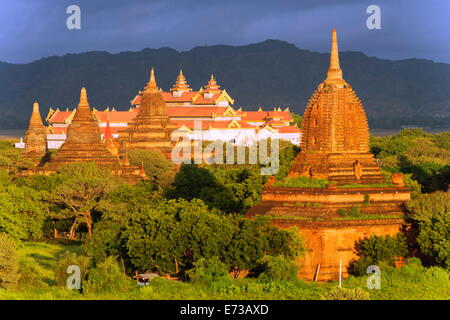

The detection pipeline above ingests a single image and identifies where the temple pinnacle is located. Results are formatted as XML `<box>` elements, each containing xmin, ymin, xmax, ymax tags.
<box><xmin>145</xmin><ymin>67</ymin><xmax>158</xmax><ymax>92</ymax></box>
<box><xmin>79</xmin><ymin>87</ymin><xmax>89</xmax><ymax>106</ymax></box>
<box><xmin>33</xmin><ymin>101</ymin><xmax>40</xmax><ymax>113</ymax></box>
<box><xmin>326</xmin><ymin>29</ymin><xmax>343</xmax><ymax>81</ymax></box>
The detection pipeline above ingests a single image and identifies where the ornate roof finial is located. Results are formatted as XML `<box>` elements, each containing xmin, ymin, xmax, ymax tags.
<box><xmin>205</xmin><ymin>74</ymin><xmax>220</xmax><ymax>91</ymax></box>
<box><xmin>326</xmin><ymin>29</ymin><xmax>343</xmax><ymax>81</ymax></box>
<box><xmin>170</xmin><ymin>69</ymin><xmax>192</xmax><ymax>92</ymax></box>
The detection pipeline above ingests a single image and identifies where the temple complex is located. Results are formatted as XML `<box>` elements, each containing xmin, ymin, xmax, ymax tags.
<box><xmin>22</xmin><ymin>101</ymin><xmax>47</xmax><ymax>158</ymax></box>
<box><xmin>117</xmin><ymin>68</ymin><xmax>178</xmax><ymax>157</ymax></box>
<box><xmin>22</xmin><ymin>88</ymin><xmax>146</xmax><ymax>184</ymax></box>
<box><xmin>246</xmin><ymin>29</ymin><xmax>411</xmax><ymax>281</ymax></box>
<box><xmin>25</xmin><ymin>71</ymin><xmax>300</xmax><ymax>150</ymax></box>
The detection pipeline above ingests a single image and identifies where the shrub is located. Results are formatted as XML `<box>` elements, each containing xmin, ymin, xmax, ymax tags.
<box><xmin>187</xmin><ymin>257</ymin><xmax>230</xmax><ymax>285</ymax></box>
<box><xmin>322</xmin><ymin>287</ymin><xmax>370</xmax><ymax>300</ymax></box>
<box><xmin>337</xmin><ymin>207</ymin><xmax>362</xmax><ymax>218</ymax></box>
<box><xmin>83</xmin><ymin>256</ymin><xmax>130</xmax><ymax>295</ymax></box>
<box><xmin>54</xmin><ymin>252</ymin><xmax>90</xmax><ymax>288</ymax></box>
<box><xmin>18</xmin><ymin>259</ymin><xmax>47</xmax><ymax>289</ymax></box>
<box><xmin>0</xmin><ymin>233</ymin><xmax>20</xmax><ymax>289</ymax></box>
<box><xmin>356</xmin><ymin>233</ymin><xmax>408</xmax><ymax>264</ymax></box>
<box><xmin>257</xmin><ymin>255</ymin><xmax>298</xmax><ymax>281</ymax></box>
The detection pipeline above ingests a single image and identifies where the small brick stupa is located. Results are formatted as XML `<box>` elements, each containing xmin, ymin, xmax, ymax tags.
<box><xmin>23</xmin><ymin>101</ymin><xmax>47</xmax><ymax>158</ymax></box>
<box><xmin>119</xmin><ymin>68</ymin><xmax>177</xmax><ymax>157</ymax></box>
<box><xmin>289</xmin><ymin>29</ymin><xmax>384</xmax><ymax>184</ymax></box>
<box><xmin>246</xmin><ymin>30</ymin><xmax>411</xmax><ymax>281</ymax></box>
<box><xmin>25</xmin><ymin>88</ymin><xmax>145</xmax><ymax>184</ymax></box>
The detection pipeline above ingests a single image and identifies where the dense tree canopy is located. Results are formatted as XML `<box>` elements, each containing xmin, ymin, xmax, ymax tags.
<box><xmin>406</xmin><ymin>192</ymin><xmax>450</xmax><ymax>269</ymax></box>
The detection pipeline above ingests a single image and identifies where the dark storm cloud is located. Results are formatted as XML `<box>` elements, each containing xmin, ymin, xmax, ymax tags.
<box><xmin>0</xmin><ymin>0</ymin><xmax>449</xmax><ymax>64</ymax></box>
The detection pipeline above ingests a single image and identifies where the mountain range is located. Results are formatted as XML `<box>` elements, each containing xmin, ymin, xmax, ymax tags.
<box><xmin>0</xmin><ymin>40</ymin><xmax>449</xmax><ymax>129</ymax></box>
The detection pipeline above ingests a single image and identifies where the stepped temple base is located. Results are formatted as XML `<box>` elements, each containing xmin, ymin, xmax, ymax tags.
<box><xmin>246</xmin><ymin>185</ymin><xmax>410</xmax><ymax>281</ymax></box>
<box><xmin>272</xmin><ymin>218</ymin><xmax>406</xmax><ymax>281</ymax></box>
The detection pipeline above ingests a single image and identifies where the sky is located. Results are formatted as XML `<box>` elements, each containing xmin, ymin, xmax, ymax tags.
<box><xmin>0</xmin><ymin>0</ymin><xmax>449</xmax><ymax>64</ymax></box>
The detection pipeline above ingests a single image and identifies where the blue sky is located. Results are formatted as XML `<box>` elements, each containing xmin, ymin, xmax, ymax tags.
<box><xmin>0</xmin><ymin>0</ymin><xmax>449</xmax><ymax>64</ymax></box>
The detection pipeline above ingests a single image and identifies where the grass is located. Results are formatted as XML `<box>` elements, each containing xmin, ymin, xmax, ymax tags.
<box><xmin>273</xmin><ymin>177</ymin><xmax>329</xmax><ymax>188</ymax></box>
<box><xmin>338</xmin><ymin>183</ymin><xmax>395</xmax><ymax>188</ymax></box>
<box><xmin>332</xmin><ymin>214</ymin><xmax>402</xmax><ymax>221</ymax></box>
<box><xmin>18</xmin><ymin>241</ymin><xmax>84</xmax><ymax>286</ymax></box>
<box><xmin>1</xmin><ymin>242</ymin><xmax>448</xmax><ymax>300</ymax></box>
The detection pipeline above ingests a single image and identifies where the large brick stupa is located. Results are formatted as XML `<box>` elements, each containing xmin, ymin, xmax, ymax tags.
<box><xmin>289</xmin><ymin>29</ymin><xmax>384</xmax><ymax>184</ymax></box>
<box><xmin>118</xmin><ymin>68</ymin><xmax>177</xmax><ymax>157</ymax></box>
<box><xmin>246</xmin><ymin>30</ymin><xmax>411</xmax><ymax>281</ymax></box>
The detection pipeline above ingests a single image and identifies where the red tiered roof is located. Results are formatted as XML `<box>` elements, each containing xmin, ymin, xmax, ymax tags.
<box><xmin>48</xmin><ymin>111</ymin><xmax>73</xmax><ymax>123</ymax></box>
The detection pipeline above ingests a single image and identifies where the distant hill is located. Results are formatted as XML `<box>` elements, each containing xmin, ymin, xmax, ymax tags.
<box><xmin>0</xmin><ymin>40</ymin><xmax>449</xmax><ymax>129</ymax></box>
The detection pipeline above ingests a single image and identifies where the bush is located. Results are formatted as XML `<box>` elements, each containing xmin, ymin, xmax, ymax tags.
<box><xmin>351</xmin><ymin>256</ymin><xmax>375</xmax><ymax>277</ymax></box>
<box><xmin>54</xmin><ymin>252</ymin><xmax>90</xmax><ymax>288</ymax></box>
<box><xmin>187</xmin><ymin>257</ymin><xmax>230</xmax><ymax>285</ymax></box>
<box><xmin>257</xmin><ymin>255</ymin><xmax>298</xmax><ymax>281</ymax></box>
<box><xmin>82</xmin><ymin>256</ymin><xmax>130</xmax><ymax>295</ymax></box>
<box><xmin>0</xmin><ymin>233</ymin><xmax>20</xmax><ymax>289</ymax></box>
<box><xmin>322</xmin><ymin>287</ymin><xmax>370</xmax><ymax>300</ymax></box>
<box><xmin>18</xmin><ymin>259</ymin><xmax>47</xmax><ymax>289</ymax></box>
<box><xmin>356</xmin><ymin>233</ymin><xmax>408</xmax><ymax>264</ymax></box>
<box><xmin>337</xmin><ymin>206</ymin><xmax>362</xmax><ymax>218</ymax></box>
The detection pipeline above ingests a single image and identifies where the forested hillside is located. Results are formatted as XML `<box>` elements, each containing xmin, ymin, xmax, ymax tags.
<box><xmin>1</xmin><ymin>40</ymin><xmax>449</xmax><ymax>129</ymax></box>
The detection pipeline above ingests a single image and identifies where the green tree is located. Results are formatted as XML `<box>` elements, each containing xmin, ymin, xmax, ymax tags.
<box><xmin>46</xmin><ymin>162</ymin><xmax>121</xmax><ymax>239</ymax></box>
<box><xmin>0</xmin><ymin>141</ymin><xmax>35</xmax><ymax>173</ymax></box>
<box><xmin>406</xmin><ymin>191</ymin><xmax>450</xmax><ymax>268</ymax></box>
<box><xmin>128</xmin><ymin>149</ymin><xmax>176</xmax><ymax>188</ymax></box>
<box><xmin>0</xmin><ymin>172</ymin><xmax>47</xmax><ymax>242</ymax></box>
<box><xmin>0</xmin><ymin>233</ymin><xmax>20</xmax><ymax>289</ymax></box>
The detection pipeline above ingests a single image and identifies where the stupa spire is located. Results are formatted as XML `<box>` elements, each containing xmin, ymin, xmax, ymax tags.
<box><xmin>29</xmin><ymin>101</ymin><xmax>44</xmax><ymax>128</ymax></box>
<box><xmin>326</xmin><ymin>29</ymin><xmax>343</xmax><ymax>81</ymax></box>
<box><xmin>79</xmin><ymin>87</ymin><xmax>90</xmax><ymax>107</ymax></box>
<box><xmin>145</xmin><ymin>67</ymin><xmax>158</xmax><ymax>93</ymax></box>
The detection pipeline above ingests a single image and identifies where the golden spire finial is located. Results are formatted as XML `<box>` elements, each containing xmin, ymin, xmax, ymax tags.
<box><xmin>145</xmin><ymin>67</ymin><xmax>158</xmax><ymax>92</ymax></box>
<box><xmin>326</xmin><ymin>29</ymin><xmax>343</xmax><ymax>81</ymax></box>
<box><xmin>79</xmin><ymin>87</ymin><xmax>89</xmax><ymax>106</ymax></box>
<box><xmin>33</xmin><ymin>101</ymin><xmax>39</xmax><ymax>113</ymax></box>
